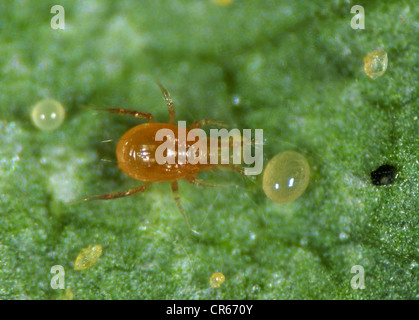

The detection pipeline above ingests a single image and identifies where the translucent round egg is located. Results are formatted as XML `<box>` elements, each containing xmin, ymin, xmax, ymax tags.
<box><xmin>31</xmin><ymin>99</ymin><xmax>65</xmax><ymax>131</ymax></box>
<box><xmin>74</xmin><ymin>244</ymin><xmax>103</xmax><ymax>271</ymax></box>
<box><xmin>262</xmin><ymin>151</ymin><xmax>310</xmax><ymax>204</ymax></box>
<box><xmin>209</xmin><ymin>272</ymin><xmax>226</xmax><ymax>288</ymax></box>
<box><xmin>363</xmin><ymin>50</ymin><xmax>388</xmax><ymax>79</ymax></box>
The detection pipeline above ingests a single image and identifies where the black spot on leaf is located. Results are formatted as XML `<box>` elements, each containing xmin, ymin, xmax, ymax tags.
<box><xmin>371</xmin><ymin>164</ymin><xmax>397</xmax><ymax>186</ymax></box>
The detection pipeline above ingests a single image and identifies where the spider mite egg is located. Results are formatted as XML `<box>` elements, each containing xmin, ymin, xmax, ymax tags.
<box><xmin>74</xmin><ymin>244</ymin><xmax>103</xmax><ymax>270</ymax></box>
<box><xmin>262</xmin><ymin>151</ymin><xmax>310</xmax><ymax>204</ymax></box>
<box><xmin>363</xmin><ymin>50</ymin><xmax>388</xmax><ymax>79</ymax></box>
<box><xmin>210</xmin><ymin>272</ymin><xmax>226</xmax><ymax>288</ymax></box>
<box><xmin>31</xmin><ymin>98</ymin><xmax>65</xmax><ymax>131</ymax></box>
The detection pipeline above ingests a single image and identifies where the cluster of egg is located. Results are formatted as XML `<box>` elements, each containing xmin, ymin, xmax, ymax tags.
<box><xmin>262</xmin><ymin>49</ymin><xmax>389</xmax><ymax>203</ymax></box>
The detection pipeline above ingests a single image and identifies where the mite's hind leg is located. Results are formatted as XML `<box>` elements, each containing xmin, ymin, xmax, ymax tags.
<box><xmin>171</xmin><ymin>181</ymin><xmax>199</xmax><ymax>234</ymax></box>
<box><xmin>156</xmin><ymin>81</ymin><xmax>176</xmax><ymax>125</ymax></box>
<box><xmin>189</xmin><ymin>119</ymin><xmax>227</xmax><ymax>130</ymax></box>
<box><xmin>213</xmin><ymin>163</ymin><xmax>246</xmax><ymax>177</ymax></box>
<box><xmin>227</xmin><ymin>164</ymin><xmax>246</xmax><ymax>175</ymax></box>
<box><xmin>94</xmin><ymin>108</ymin><xmax>154</xmax><ymax>122</ymax></box>
<box><xmin>83</xmin><ymin>182</ymin><xmax>151</xmax><ymax>201</ymax></box>
<box><xmin>186</xmin><ymin>174</ymin><xmax>227</xmax><ymax>188</ymax></box>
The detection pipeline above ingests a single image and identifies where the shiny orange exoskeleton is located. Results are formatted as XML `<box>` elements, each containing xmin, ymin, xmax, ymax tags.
<box><xmin>117</xmin><ymin>122</ymin><xmax>213</xmax><ymax>182</ymax></box>
<box><xmin>86</xmin><ymin>83</ymin><xmax>240</xmax><ymax>232</ymax></box>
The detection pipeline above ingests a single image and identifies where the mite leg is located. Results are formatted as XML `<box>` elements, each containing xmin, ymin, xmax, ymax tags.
<box><xmin>189</xmin><ymin>119</ymin><xmax>227</xmax><ymax>130</ymax></box>
<box><xmin>83</xmin><ymin>182</ymin><xmax>151</xmax><ymax>201</ymax></box>
<box><xmin>191</xmin><ymin>120</ymin><xmax>244</xmax><ymax>152</ymax></box>
<box><xmin>94</xmin><ymin>108</ymin><xmax>154</xmax><ymax>122</ymax></box>
<box><xmin>171</xmin><ymin>181</ymin><xmax>199</xmax><ymax>234</ymax></box>
<box><xmin>226</xmin><ymin>164</ymin><xmax>246</xmax><ymax>175</ymax></box>
<box><xmin>156</xmin><ymin>81</ymin><xmax>176</xmax><ymax>125</ymax></box>
<box><xmin>186</xmin><ymin>174</ymin><xmax>227</xmax><ymax>188</ymax></box>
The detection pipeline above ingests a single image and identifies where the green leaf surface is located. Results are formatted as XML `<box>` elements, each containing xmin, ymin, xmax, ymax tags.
<box><xmin>0</xmin><ymin>0</ymin><xmax>417</xmax><ymax>299</ymax></box>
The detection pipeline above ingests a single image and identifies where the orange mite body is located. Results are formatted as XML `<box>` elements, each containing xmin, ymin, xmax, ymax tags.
<box><xmin>86</xmin><ymin>83</ymin><xmax>239</xmax><ymax>232</ymax></box>
<box><xmin>117</xmin><ymin>122</ymin><xmax>214</xmax><ymax>182</ymax></box>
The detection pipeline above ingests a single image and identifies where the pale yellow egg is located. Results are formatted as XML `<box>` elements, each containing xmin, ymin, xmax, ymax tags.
<box><xmin>262</xmin><ymin>151</ymin><xmax>310</xmax><ymax>204</ymax></box>
<box><xmin>31</xmin><ymin>99</ymin><xmax>65</xmax><ymax>131</ymax></box>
